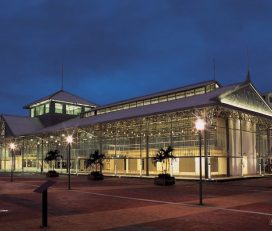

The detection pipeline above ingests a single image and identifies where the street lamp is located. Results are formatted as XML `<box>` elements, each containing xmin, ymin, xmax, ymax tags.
<box><xmin>9</xmin><ymin>143</ymin><xmax>16</xmax><ymax>182</ymax></box>
<box><xmin>66</xmin><ymin>135</ymin><xmax>73</xmax><ymax>190</ymax></box>
<box><xmin>195</xmin><ymin>118</ymin><xmax>206</xmax><ymax>206</ymax></box>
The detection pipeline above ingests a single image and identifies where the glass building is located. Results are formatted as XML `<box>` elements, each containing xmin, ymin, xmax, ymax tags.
<box><xmin>1</xmin><ymin>78</ymin><xmax>272</xmax><ymax>179</ymax></box>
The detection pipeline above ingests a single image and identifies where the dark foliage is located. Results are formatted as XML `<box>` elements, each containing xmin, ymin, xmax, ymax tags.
<box><xmin>152</xmin><ymin>146</ymin><xmax>175</xmax><ymax>174</ymax></box>
<box><xmin>46</xmin><ymin>170</ymin><xmax>59</xmax><ymax>177</ymax></box>
<box><xmin>85</xmin><ymin>150</ymin><xmax>105</xmax><ymax>173</ymax></box>
<box><xmin>44</xmin><ymin>149</ymin><xmax>63</xmax><ymax>170</ymax></box>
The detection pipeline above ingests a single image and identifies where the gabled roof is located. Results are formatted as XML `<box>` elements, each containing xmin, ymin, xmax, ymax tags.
<box><xmin>217</xmin><ymin>82</ymin><xmax>272</xmax><ymax>117</ymax></box>
<box><xmin>1</xmin><ymin>114</ymin><xmax>44</xmax><ymax>137</ymax></box>
<box><xmin>24</xmin><ymin>90</ymin><xmax>98</xmax><ymax>109</ymax></box>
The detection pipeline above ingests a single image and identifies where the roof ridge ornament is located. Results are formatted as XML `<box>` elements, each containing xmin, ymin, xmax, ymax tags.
<box><xmin>245</xmin><ymin>47</ymin><xmax>251</xmax><ymax>83</ymax></box>
<box><xmin>245</xmin><ymin>69</ymin><xmax>251</xmax><ymax>83</ymax></box>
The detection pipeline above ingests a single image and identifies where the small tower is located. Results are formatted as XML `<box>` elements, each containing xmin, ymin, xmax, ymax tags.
<box><xmin>23</xmin><ymin>90</ymin><xmax>98</xmax><ymax>126</ymax></box>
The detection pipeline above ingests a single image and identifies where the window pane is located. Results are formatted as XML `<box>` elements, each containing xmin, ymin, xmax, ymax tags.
<box><xmin>45</xmin><ymin>103</ymin><xmax>50</xmax><ymax>113</ymax></box>
<box><xmin>55</xmin><ymin>103</ymin><xmax>63</xmax><ymax>113</ymax></box>
<box><xmin>111</xmin><ymin>106</ymin><xmax>117</xmax><ymax>111</ymax></box>
<box><xmin>144</xmin><ymin>99</ymin><xmax>150</xmax><ymax>105</ymax></box>
<box><xmin>123</xmin><ymin>104</ymin><xmax>129</xmax><ymax>109</ymax></box>
<box><xmin>137</xmin><ymin>101</ymin><xmax>143</xmax><ymax>106</ymax></box>
<box><xmin>210</xmin><ymin>84</ymin><xmax>216</xmax><ymax>91</ymax></box>
<box><xmin>31</xmin><ymin>108</ymin><xmax>35</xmax><ymax>117</ymax></box>
<box><xmin>151</xmin><ymin>97</ymin><xmax>158</xmax><ymax>104</ymax></box>
<box><xmin>159</xmin><ymin>96</ymin><xmax>167</xmax><ymax>102</ymax></box>
<box><xmin>195</xmin><ymin>87</ymin><xmax>205</xmax><ymax>95</ymax></box>
<box><xmin>66</xmin><ymin>105</ymin><xmax>81</xmax><ymax>115</ymax></box>
<box><xmin>186</xmin><ymin>90</ymin><xmax>194</xmax><ymax>97</ymax></box>
<box><xmin>116</xmin><ymin>105</ymin><xmax>123</xmax><ymax>111</ymax></box>
<box><xmin>176</xmin><ymin>92</ymin><xmax>185</xmax><ymax>99</ymax></box>
<box><xmin>206</xmin><ymin>85</ymin><xmax>211</xmax><ymax>92</ymax></box>
<box><xmin>84</xmin><ymin>107</ymin><xmax>91</xmax><ymax>112</ymax></box>
<box><xmin>129</xmin><ymin>102</ymin><xmax>136</xmax><ymax>108</ymax></box>
<box><xmin>36</xmin><ymin>105</ymin><xmax>44</xmax><ymax>116</ymax></box>
<box><xmin>167</xmin><ymin>94</ymin><xmax>175</xmax><ymax>101</ymax></box>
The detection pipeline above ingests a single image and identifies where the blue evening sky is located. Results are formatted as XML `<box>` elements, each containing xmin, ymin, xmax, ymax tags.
<box><xmin>0</xmin><ymin>0</ymin><xmax>272</xmax><ymax>115</ymax></box>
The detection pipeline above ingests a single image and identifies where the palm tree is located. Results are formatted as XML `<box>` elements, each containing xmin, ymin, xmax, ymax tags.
<box><xmin>152</xmin><ymin>146</ymin><xmax>175</xmax><ymax>174</ymax></box>
<box><xmin>85</xmin><ymin>150</ymin><xmax>105</xmax><ymax>174</ymax></box>
<box><xmin>153</xmin><ymin>148</ymin><xmax>165</xmax><ymax>173</ymax></box>
<box><xmin>45</xmin><ymin>149</ymin><xmax>63</xmax><ymax>170</ymax></box>
<box><xmin>153</xmin><ymin>146</ymin><xmax>175</xmax><ymax>185</ymax></box>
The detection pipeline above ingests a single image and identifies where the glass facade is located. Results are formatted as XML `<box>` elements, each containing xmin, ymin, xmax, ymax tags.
<box><xmin>30</xmin><ymin>103</ymin><xmax>50</xmax><ymax>117</ymax></box>
<box><xmin>1</xmin><ymin>81</ymin><xmax>271</xmax><ymax>179</ymax></box>
<box><xmin>1</xmin><ymin>106</ymin><xmax>271</xmax><ymax>178</ymax></box>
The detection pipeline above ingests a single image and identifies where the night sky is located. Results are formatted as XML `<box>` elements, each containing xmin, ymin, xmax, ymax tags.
<box><xmin>1</xmin><ymin>0</ymin><xmax>272</xmax><ymax>115</ymax></box>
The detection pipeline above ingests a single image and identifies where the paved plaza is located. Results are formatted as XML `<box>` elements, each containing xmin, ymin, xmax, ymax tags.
<box><xmin>0</xmin><ymin>174</ymin><xmax>272</xmax><ymax>231</ymax></box>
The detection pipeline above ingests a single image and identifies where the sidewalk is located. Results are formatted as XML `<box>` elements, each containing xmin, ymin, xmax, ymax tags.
<box><xmin>0</xmin><ymin>175</ymin><xmax>272</xmax><ymax>230</ymax></box>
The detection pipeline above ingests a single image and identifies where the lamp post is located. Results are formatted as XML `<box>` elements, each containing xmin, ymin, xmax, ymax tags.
<box><xmin>66</xmin><ymin>135</ymin><xmax>73</xmax><ymax>190</ymax></box>
<box><xmin>195</xmin><ymin>118</ymin><xmax>206</xmax><ymax>206</ymax></box>
<box><xmin>9</xmin><ymin>143</ymin><xmax>16</xmax><ymax>182</ymax></box>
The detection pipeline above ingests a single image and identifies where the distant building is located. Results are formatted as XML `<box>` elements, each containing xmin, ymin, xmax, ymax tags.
<box><xmin>0</xmin><ymin>77</ymin><xmax>272</xmax><ymax>178</ymax></box>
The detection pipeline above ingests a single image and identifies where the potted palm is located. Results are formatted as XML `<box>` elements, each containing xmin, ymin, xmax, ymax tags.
<box><xmin>85</xmin><ymin>150</ymin><xmax>105</xmax><ymax>180</ymax></box>
<box><xmin>153</xmin><ymin>146</ymin><xmax>175</xmax><ymax>185</ymax></box>
<box><xmin>45</xmin><ymin>149</ymin><xmax>63</xmax><ymax>177</ymax></box>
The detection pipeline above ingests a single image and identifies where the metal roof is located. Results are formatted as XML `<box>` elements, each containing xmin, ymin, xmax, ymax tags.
<box><xmin>36</xmin><ymin>83</ymin><xmax>236</xmax><ymax>135</ymax></box>
<box><xmin>23</xmin><ymin>90</ymin><xmax>98</xmax><ymax>109</ymax></box>
<box><xmin>96</xmin><ymin>80</ymin><xmax>221</xmax><ymax>110</ymax></box>
<box><xmin>3</xmin><ymin>80</ymin><xmax>271</xmax><ymax>137</ymax></box>
<box><xmin>2</xmin><ymin>115</ymin><xmax>44</xmax><ymax>136</ymax></box>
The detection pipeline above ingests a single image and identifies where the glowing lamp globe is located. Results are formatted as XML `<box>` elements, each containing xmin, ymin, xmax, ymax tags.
<box><xmin>195</xmin><ymin>118</ymin><xmax>206</xmax><ymax>131</ymax></box>
<box><xmin>9</xmin><ymin>143</ymin><xmax>16</xmax><ymax>150</ymax></box>
<box><xmin>66</xmin><ymin>135</ymin><xmax>73</xmax><ymax>144</ymax></box>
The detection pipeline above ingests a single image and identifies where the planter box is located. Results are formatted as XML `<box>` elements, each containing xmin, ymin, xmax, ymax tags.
<box><xmin>88</xmin><ymin>172</ymin><xmax>104</xmax><ymax>181</ymax></box>
<box><xmin>46</xmin><ymin>170</ymin><xmax>59</xmax><ymax>177</ymax></box>
<box><xmin>154</xmin><ymin>175</ymin><xmax>175</xmax><ymax>186</ymax></box>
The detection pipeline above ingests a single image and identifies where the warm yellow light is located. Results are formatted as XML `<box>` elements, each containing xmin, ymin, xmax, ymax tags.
<box><xmin>9</xmin><ymin>143</ymin><xmax>16</xmax><ymax>150</ymax></box>
<box><xmin>195</xmin><ymin>118</ymin><xmax>206</xmax><ymax>131</ymax></box>
<box><xmin>66</xmin><ymin>135</ymin><xmax>73</xmax><ymax>144</ymax></box>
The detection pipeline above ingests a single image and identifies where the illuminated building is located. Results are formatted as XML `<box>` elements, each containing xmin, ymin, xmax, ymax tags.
<box><xmin>0</xmin><ymin>77</ymin><xmax>271</xmax><ymax>178</ymax></box>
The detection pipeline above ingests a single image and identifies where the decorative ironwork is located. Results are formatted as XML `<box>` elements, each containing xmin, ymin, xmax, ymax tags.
<box><xmin>0</xmin><ymin>118</ymin><xmax>5</xmax><ymax>138</ymax></box>
<box><xmin>219</xmin><ymin>84</ymin><xmax>272</xmax><ymax>117</ymax></box>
